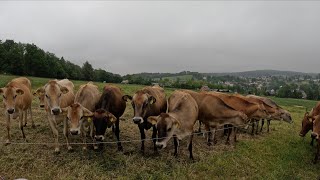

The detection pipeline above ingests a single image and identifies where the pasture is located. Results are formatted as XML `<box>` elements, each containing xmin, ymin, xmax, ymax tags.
<box><xmin>0</xmin><ymin>74</ymin><xmax>319</xmax><ymax>179</ymax></box>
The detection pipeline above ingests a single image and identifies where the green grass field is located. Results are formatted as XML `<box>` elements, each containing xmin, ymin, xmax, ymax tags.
<box><xmin>0</xmin><ymin>74</ymin><xmax>319</xmax><ymax>179</ymax></box>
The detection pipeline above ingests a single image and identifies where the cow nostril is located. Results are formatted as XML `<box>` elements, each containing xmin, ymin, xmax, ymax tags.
<box><xmin>7</xmin><ymin>109</ymin><xmax>14</xmax><ymax>114</ymax></box>
<box><xmin>40</xmin><ymin>105</ymin><xmax>45</xmax><ymax>108</ymax></box>
<box><xmin>70</xmin><ymin>131</ymin><xmax>78</xmax><ymax>135</ymax></box>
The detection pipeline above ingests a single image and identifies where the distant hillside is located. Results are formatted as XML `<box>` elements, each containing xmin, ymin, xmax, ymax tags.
<box><xmin>205</xmin><ymin>70</ymin><xmax>317</xmax><ymax>78</ymax></box>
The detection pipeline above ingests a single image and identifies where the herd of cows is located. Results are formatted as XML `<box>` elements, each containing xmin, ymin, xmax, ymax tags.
<box><xmin>1</xmin><ymin>77</ymin><xmax>318</xmax><ymax>163</ymax></box>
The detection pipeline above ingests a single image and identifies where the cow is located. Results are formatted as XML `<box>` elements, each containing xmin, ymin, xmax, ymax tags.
<box><xmin>43</xmin><ymin>79</ymin><xmax>75</xmax><ymax>153</ymax></box>
<box><xmin>94</xmin><ymin>85</ymin><xmax>126</xmax><ymax>151</ymax></box>
<box><xmin>0</xmin><ymin>77</ymin><xmax>34</xmax><ymax>144</ymax></box>
<box><xmin>309</xmin><ymin>102</ymin><xmax>320</xmax><ymax>117</ymax></box>
<box><xmin>209</xmin><ymin>92</ymin><xmax>269</xmax><ymax>142</ymax></box>
<box><xmin>299</xmin><ymin>111</ymin><xmax>316</xmax><ymax>146</ymax></box>
<box><xmin>311</xmin><ymin>115</ymin><xmax>320</xmax><ymax>164</ymax></box>
<box><xmin>147</xmin><ymin>91</ymin><xmax>198</xmax><ymax>159</ymax></box>
<box><xmin>244</xmin><ymin>95</ymin><xmax>292</xmax><ymax>133</ymax></box>
<box><xmin>122</xmin><ymin>86</ymin><xmax>167</xmax><ymax>153</ymax></box>
<box><xmin>182</xmin><ymin>90</ymin><xmax>249</xmax><ymax>146</ymax></box>
<box><xmin>33</xmin><ymin>79</ymin><xmax>58</xmax><ymax>108</ymax></box>
<box><xmin>62</xmin><ymin>82</ymin><xmax>100</xmax><ymax>150</ymax></box>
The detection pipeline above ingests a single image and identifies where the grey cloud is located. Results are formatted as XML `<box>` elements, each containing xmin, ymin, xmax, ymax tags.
<box><xmin>0</xmin><ymin>1</ymin><xmax>320</xmax><ymax>75</ymax></box>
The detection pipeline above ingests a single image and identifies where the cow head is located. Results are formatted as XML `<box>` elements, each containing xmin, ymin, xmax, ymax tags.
<box><xmin>147</xmin><ymin>113</ymin><xmax>180</xmax><ymax>149</ymax></box>
<box><xmin>33</xmin><ymin>87</ymin><xmax>45</xmax><ymax>108</ymax></box>
<box><xmin>44</xmin><ymin>80</ymin><xmax>69</xmax><ymax>115</ymax></box>
<box><xmin>122</xmin><ymin>92</ymin><xmax>156</xmax><ymax>124</ymax></box>
<box><xmin>251</xmin><ymin>105</ymin><xmax>269</xmax><ymax>119</ymax></box>
<box><xmin>312</xmin><ymin>116</ymin><xmax>320</xmax><ymax>139</ymax></box>
<box><xmin>62</xmin><ymin>103</ymin><xmax>93</xmax><ymax>135</ymax></box>
<box><xmin>299</xmin><ymin>112</ymin><xmax>313</xmax><ymax>137</ymax></box>
<box><xmin>93</xmin><ymin>109</ymin><xmax>117</xmax><ymax>141</ymax></box>
<box><xmin>0</xmin><ymin>86</ymin><xmax>24</xmax><ymax>114</ymax></box>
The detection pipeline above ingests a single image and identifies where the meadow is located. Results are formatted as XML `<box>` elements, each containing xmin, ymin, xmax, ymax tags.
<box><xmin>0</xmin><ymin>74</ymin><xmax>319</xmax><ymax>179</ymax></box>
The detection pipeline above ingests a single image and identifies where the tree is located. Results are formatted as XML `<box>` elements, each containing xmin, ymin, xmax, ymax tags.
<box><xmin>82</xmin><ymin>61</ymin><xmax>94</xmax><ymax>81</ymax></box>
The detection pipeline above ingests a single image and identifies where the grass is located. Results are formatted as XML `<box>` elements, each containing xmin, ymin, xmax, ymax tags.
<box><xmin>0</xmin><ymin>74</ymin><xmax>319</xmax><ymax>179</ymax></box>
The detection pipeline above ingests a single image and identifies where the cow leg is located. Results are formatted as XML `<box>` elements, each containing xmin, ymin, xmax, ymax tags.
<box><xmin>173</xmin><ymin>136</ymin><xmax>179</xmax><ymax>156</ymax></box>
<box><xmin>115</xmin><ymin>118</ymin><xmax>123</xmax><ymax>151</ymax></box>
<box><xmin>91</xmin><ymin>122</ymin><xmax>98</xmax><ymax>150</ymax></box>
<box><xmin>207</xmin><ymin>129</ymin><xmax>213</xmax><ymax>146</ymax></box>
<box><xmin>267</xmin><ymin>119</ymin><xmax>271</xmax><ymax>133</ymax></box>
<box><xmin>48</xmin><ymin>116</ymin><xmax>60</xmax><ymax>153</ymax></box>
<box><xmin>226</xmin><ymin>125</ymin><xmax>232</xmax><ymax>145</ymax></box>
<box><xmin>188</xmin><ymin>134</ymin><xmax>194</xmax><ymax>160</ymax></box>
<box><xmin>152</xmin><ymin>125</ymin><xmax>158</xmax><ymax>152</ymax></box>
<box><xmin>311</xmin><ymin>135</ymin><xmax>315</xmax><ymax>146</ymax></box>
<box><xmin>5</xmin><ymin>113</ymin><xmax>11</xmax><ymax>145</ymax></box>
<box><xmin>233</xmin><ymin>127</ymin><xmax>238</xmax><ymax>143</ymax></box>
<box><xmin>63</xmin><ymin>118</ymin><xmax>72</xmax><ymax>151</ymax></box>
<box><xmin>251</xmin><ymin>119</ymin><xmax>255</xmax><ymax>135</ymax></box>
<box><xmin>260</xmin><ymin>119</ymin><xmax>265</xmax><ymax>132</ymax></box>
<box><xmin>138</xmin><ymin>124</ymin><xmax>146</xmax><ymax>153</ymax></box>
<box><xmin>29</xmin><ymin>107</ymin><xmax>35</xmax><ymax>128</ymax></box>
<box><xmin>23</xmin><ymin>110</ymin><xmax>28</xmax><ymax>127</ymax></box>
<box><xmin>255</xmin><ymin>119</ymin><xmax>259</xmax><ymax>135</ymax></box>
<box><xmin>81</xmin><ymin>130</ymin><xmax>87</xmax><ymax>151</ymax></box>
<box><xmin>19</xmin><ymin>112</ymin><xmax>27</xmax><ymax>141</ymax></box>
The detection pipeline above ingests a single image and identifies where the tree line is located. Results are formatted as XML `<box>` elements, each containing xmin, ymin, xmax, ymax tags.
<box><xmin>0</xmin><ymin>39</ymin><xmax>122</xmax><ymax>83</ymax></box>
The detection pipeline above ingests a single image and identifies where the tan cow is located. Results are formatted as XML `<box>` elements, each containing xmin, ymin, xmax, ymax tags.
<box><xmin>0</xmin><ymin>77</ymin><xmax>34</xmax><ymax>144</ymax></box>
<box><xmin>42</xmin><ymin>79</ymin><xmax>75</xmax><ymax>153</ymax></box>
<box><xmin>123</xmin><ymin>85</ymin><xmax>167</xmax><ymax>153</ymax></box>
<box><xmin>148</xmin><ymin>91</ymin><xmax>198</xmax><ymax>159</ymax></box>
<box><xmin>246</xmin><ymin>95</ymin><xmax>292</xmax><ymax>133</ymax></box>
<box><xmin>62</xmin><ymin>82</ymin><xmax>100</xmax><ymax>150</ymax></box>
<box><xmin>182</xmin><ymin>90</ymin><xmax>249</xmax><ymax>145</ymax></box>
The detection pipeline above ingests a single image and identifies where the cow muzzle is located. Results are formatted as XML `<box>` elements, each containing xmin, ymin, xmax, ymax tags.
<box><xmin>7</xmin><ymin>108</ymin><xmax>15</xmax><ymax>114</ymax></box>
<box><xmin>51</xmin><ymin>108</ymin><xmax>61</xmax><ymax>115</ymax></box>
<box><xmin>133</xmin><ymin>117</ymin><xmax>143</xmax><ymax>124</ymax></box>
<box><xmin>95</xmin><ymin>135</ymin><xmax>105</xmax><ymax>141</ymax></box>
<box><xmin>70</xmin><ymin>129</ymin><xmax>80</xmax><ymax>135</ymax></box>
<box><xmin>311</xmin><ymin>132</ymin><xmax>319</xmax><ymax>139</ymax></box>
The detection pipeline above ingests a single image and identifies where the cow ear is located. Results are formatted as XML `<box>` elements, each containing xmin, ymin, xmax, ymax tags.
<box><xmin>82</xmin><ymin>107</ymin><xmax>94</xmax><ymax>117</ymax></box>
<box><xmin>147</xmin><ymin>116</ymin><xmax>158</xmax><ymax>125</ymax></box>
<box><xmin>107</xmin><ymin>113</ymin><xmax>117</xmax><ymax>123</ymax></box>
<box><xmin>122</xmin><ymin>95</ymin><xmax>132</xmax><ymax>102</ymax></box>
<box><xmin>60</xmin><ymin>86</ymin><xmax>69</xmax><ymax>94</ymax></box>
<box><xmin>16</xmin><ymin>89</ymin><xmax>24</xmax><ymax>95</ymax></box>
<box><xmin>171</xmin><ymin>116</ymin><xmax>180</xmax><ymax>128</ymax></box>
<box><xmin>148</xmin><ymin>96</ymin><xmax>156</xmax><ymax>105</ymax></box>
<box><xmin>61</xmin><ymin>107</ymin><xmax>68</xmax><ymax>115</ymax></box>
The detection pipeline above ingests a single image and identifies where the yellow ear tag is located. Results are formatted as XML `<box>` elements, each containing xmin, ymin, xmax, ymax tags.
<box><xmin>87</xmin><ymin>117</ymin><xmax>92</xmax><ymax>123</ymax></box>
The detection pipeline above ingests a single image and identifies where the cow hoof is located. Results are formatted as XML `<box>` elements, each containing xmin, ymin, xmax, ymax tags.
<box><xmin>207</xmin><ymin>142</ymin><xmax>213</xmax><ymax>146</ymax></box>
<box><xmin>5</xmin><ymin>140</ymin><xmax>11</xmax><ymax>146</ymax></box>
<box><xmin>93</xmin><ymin>145</ymin><xmax>99</xmax><ymax>150</ymax></box>
<box><xmin>24</xmin><ymin>139</ymin><xmax>28</xmax><ymax>143</ymax></box>
<box><xmin>225</xmin><ymin>141</ymin><xmax>231</xmax><ymax>145</ymax></box>
<box><xmin>32</xmin><ymin>124</ymin><xmax>36</xmax><ymax>129</ymax></box>
<box><xmin>24</xmin><ymin>123</ymin><xmax>27</xmax><ymax>127</ymax></box>
<box><xmin>82</xmin><ymin>147</ymin><xmax>87</xmax><ymax>151</ymax></box>
<box><xmin>67</xmin><ymin>146</ymin><xmax>73</xmax><ymax>151</ymax></box>
<box><xmin>54</xmin><ymin>148</ymin><xmax>60</xmax><ymax>154</ymax></box>
<box><xmin>118</xmin><ymin>146</ymin><xmax>123</xmax><ymax>152</ymax></box>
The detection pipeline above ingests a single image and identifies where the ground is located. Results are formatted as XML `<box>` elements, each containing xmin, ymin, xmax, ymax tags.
<box><xmin>0</xmin><ymin>75</ymin><xmax>319</xmax><ymax>179</ymax></box>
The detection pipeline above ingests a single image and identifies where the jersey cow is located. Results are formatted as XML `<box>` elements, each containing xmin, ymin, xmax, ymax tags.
<box><xmin>63</xmin><ymin>82</ymin><xmax>100</xmax><ymax>150</ymax></box>
<box><xmin>42</xmin><ymin>79</ymin><xmax>75</xmax><ymax>153</ymax></box>
<box><xmin>94</xmin><ymin>85</ymin><xmax>126</xmax><ymax>151</ymax></box>
<box><xmin>123</xmin><ymin>86</ymin><xmax>167</xmax><ymax>153</ymax></box>
<box><xmin>0</xmin><ymin>77</ymin><xmax>34</xmax><ymax>144</ymax></box>
<box><xmin>148</xmin><ymin>91</ymin><xmax>198</xmax><ymax>159</ymax></box>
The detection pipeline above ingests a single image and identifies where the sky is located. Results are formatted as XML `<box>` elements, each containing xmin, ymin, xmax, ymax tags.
<box><xmin>0</xmin><ymin>1</ymin><xmax>320</xmax><ymax>75</ymax></box>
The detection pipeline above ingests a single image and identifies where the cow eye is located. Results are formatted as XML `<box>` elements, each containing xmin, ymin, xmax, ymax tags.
<box><xmin>14</xmin><ymin>95</ymin><xmax>17</xmax><ymax>99</ymax></box>
<box><xmin>45</xmin><ymin>94</ymin><xmax>49</xmax><ymax>99</ymax></box>
<box><xmin>58</xmin><ymin>93</ymin><xmax>62</xmax><ymax>97</ymax></box>
<box><xmin>168</xmin><ymin>128</ymin><xmax>172</xmax><ymax>131</ymax></box>
<box><xmin>2</xmin><ymin>95</ymin><xmax>6</xmax><ymax>99</ymax></box>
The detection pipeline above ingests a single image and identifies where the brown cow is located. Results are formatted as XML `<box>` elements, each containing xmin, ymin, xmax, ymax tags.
<box><xmin>43</xmin><ymin>79</ymin><xmax>75</xmax><ymax>153</ymax></box>
<box><xmin>209</xmin><ymin>92</ymin><xmax>269</xmax><ymax>142</ymax></box>
<box><xmin>182</xmin><ymin>90</ymin><xmax>249</xmax><ymax>145</ymax></box>
<box><xmin>94</xmin><ymin>85</ymin><xmax>126</xmax><ymax>151</ymax></box>
<box><xmin>123</xmin><ymin>86</ymin><xmax>167</xmax><ymax>153</ymax></box>
<box><xmin>244</xmin><ymin>95</ymin><xmax>292</xmax><ymax>133</ymax></box>
<box><xmin>62</xmin><ymin>82</ymin><xmax>100</xmax><ymax>150</ymax></box>
<box><xmin>299</xmin><ymin>111</ymin><xmax>316</xmax><ymax>146</ymax></box>
<box><xmin>311</xmin><ymin>115</ymin><xmax>320</xmax><ymax>164</ymax></box>
<box><xmin>147</xmin><ymin>91</ymin><xmax>198</xmax><ymax>159</ymax></box>
<box><xmin>0</xmin><ymin>77</ymin><xmax>34</xmax><ymax>144</ymax></box>
<box><xmin>310</xmin><ymin>102</ymin><xmax>320</xmax><ymax>117</ymax></box>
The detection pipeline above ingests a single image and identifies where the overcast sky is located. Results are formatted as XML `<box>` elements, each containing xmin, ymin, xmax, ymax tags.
<box><xmin>1</xmin><ymin>1</ymin><xmax>320</xmax><ymax>75</ymax></box>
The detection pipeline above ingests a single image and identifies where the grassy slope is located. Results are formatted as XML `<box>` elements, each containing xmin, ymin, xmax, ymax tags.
<box><xmin>0</xmin><ymin>75</ymin><xmax>319</xmax><ymax>179</ymax></box>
